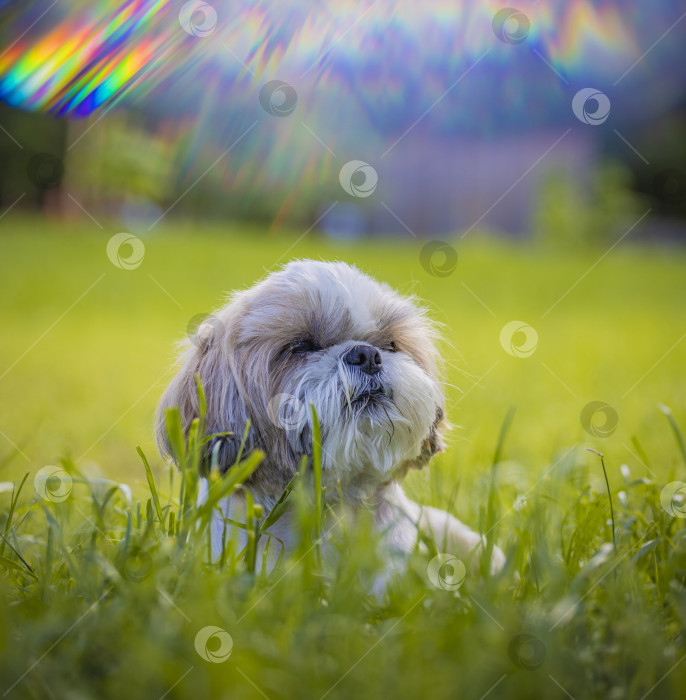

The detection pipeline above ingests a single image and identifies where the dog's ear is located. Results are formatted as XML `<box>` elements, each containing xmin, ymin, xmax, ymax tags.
<box><xmin>155</xmin><ymin>328</ymin><xmax>252</xmax><ymax>476</ymax></box>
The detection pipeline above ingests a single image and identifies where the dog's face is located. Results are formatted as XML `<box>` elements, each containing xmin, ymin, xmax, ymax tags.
<box><xmin>156</xmin><ymin>260</ymin><xmax>446</xmax><ymax>501</ymax></box>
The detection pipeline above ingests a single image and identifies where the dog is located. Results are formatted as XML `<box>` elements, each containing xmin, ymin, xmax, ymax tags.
<box><xmin>156</xmin><ymin>260</ymin><xmax>505</xmax><ymax>586</ymax></box>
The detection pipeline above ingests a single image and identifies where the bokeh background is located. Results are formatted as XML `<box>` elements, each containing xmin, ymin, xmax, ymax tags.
<box><xmin>1</xmin><ymin>0</ymin><xmax>685</xmax><ymax>505</ymax></box>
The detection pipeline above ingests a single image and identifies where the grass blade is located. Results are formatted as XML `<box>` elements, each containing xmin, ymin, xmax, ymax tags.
<box><xmin>483</xmin><ymin>405</ymin><xmax>516</xmax><ymax>575</ymax></box>
<box><xmin>195</xmin><ymin>450</ymin><xmax>264</xmax><ymax>521</ymax></box>
<box><xmin>0</xmin><ymin>554</ymin><xmax>37</xmax><ymax>579</ymax></box>
<box><xmin>659</xmin><ymin>404</ymin><xmax>686</xmax><ymax>468</ymax></box>
<box><xmin>164</xmin><ymin>406</ymin><xmax>186</xmax><ymax>466</ymax></box>
<box><xmin>0</xmin><ymin>532</ymin><xmax>35</xmax><ymax>576</ymax></box>
<box><xmin>587</xmin><ymin>448</ymin><xmax>616</xmax><ymax>551</ymax></box>
<box><xmin>234</xmin><ymin>420</ymin><xmax>251</xmax><ymax>466</ymax></box>
<box><xmin>310</xmin><ymin>403</ymin><xmax>324</xmax><ymax>567</ymax></box>
<box><xmin>310</xmin><ymin>404</ymin><xmax>323</xmax><ymax>526</ymax></box>
<box><xmin>1</xmin><ymin>472</ymin><xmax>29</xmax><ymax>558</ymax></box>
<box><xmin>261</xmin><ymin>472</ymin><xmax>300</xmax><ymax>532</ymax></box>
<box><xmin>137</xmin><ymin>446</ymin><xmax>164</xmax><ymax>525</ymax></box>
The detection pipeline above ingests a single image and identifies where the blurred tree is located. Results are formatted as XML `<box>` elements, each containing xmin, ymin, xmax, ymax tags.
<box><xmin>65</xmin><ymin>113</ymin><xmax>175</xmax><ymax>221</ymax></box>
<box><xmin>0</xmin><ymin>102</ymin><xmax>67</xmax><ymax>214</ymax></box>
<box><xmin>533</xmin><ymin>162</ymin><xmax>647</xmax><ymax>249</ymax></box>
<box><xmin>626</xmin><ymin>104</ymin><xmax>686</xmax><ymax>222</ymax></box>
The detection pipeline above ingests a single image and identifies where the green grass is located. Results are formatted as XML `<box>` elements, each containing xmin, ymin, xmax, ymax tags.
<box><xmin>1</xmin><ymin>215</ymin><xmax>686</xmax><ymax>698</ymax></box>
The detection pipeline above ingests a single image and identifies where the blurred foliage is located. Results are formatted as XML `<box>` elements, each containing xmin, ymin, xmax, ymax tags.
<box><xmin>0</xmin><ymin>103</ymin><xmax>66</xmax><ymax>206</ymax></box>
<box><xmin>60</xmin><ymin>110</ymin><xmax>338</xmax><ymax>228</ymax></box>
<box><xmin>533</xmin><ymin>162</ymin><xmax>647</xmax><ymax>249</ymax></box>
<box><xmin>66</xmin><ymin>113</ymin><xmax>175</xmax><ymax>212</ymax></box>
<box><xmin>627</xmin><ymin>107</ymin><xmax>686</xmax><ymax>221</ymax></box>
<box><xmin>2</xmin><ymin>96</ymin><xmax>685</xmax><ymax>236</ymax></box>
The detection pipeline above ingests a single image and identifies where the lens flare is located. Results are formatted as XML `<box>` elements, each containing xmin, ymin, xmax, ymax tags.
<box><xmin>0</xmin><ymin>0</ymin><xmax>682</xmax><ymax>121</ymax></box>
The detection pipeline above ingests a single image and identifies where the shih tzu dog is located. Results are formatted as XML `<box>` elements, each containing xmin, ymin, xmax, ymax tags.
<box><xmin>156</xmin><ymin>260</ymin><xmax>505</xmax><ymax>585</ymax></box>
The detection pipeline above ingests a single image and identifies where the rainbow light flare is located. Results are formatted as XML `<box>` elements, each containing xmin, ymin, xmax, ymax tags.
<box><xmin>0</xmin><ymin>0</ymin><xmax>184</xmax><ymax>116</ymax></box>
<box><xmin>1</xmin><ymin>0</ymin><xmax>676</xmax><ymax>120</ymax></box>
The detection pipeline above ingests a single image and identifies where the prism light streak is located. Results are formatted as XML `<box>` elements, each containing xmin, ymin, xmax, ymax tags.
<box><xmin>0</xmin><ymin>0</ymin><xmax>658</xmax><ymax>118</ymax></box>
<box><xmin>0</xmin><ymin>0</ymin><xmax>177</xmax><ymax>115</ymax></box>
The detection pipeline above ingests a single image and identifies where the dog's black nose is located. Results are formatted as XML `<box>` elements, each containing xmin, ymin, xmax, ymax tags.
<box><xmin>343</xmin><ymin>344</ymin><xmax>382</xmax><ymax>375</ymax></box>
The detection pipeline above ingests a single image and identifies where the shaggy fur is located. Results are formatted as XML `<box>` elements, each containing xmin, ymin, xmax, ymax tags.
<box><xmin>156</xmin><ymin>260</ymin><xmax>504</xmax><ymax>581</ymax></box>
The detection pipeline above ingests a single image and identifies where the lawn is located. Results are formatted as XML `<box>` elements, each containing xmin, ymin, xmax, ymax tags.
<box><xmin>1</xmin><ymin>215</ymin><xmax>686</xmax><ymax>699</ymax></box>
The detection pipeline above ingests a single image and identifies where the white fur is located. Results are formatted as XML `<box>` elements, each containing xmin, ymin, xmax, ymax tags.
<box><xmin>158</xmin><ymin>260</ymin><xmax>505</xmax><ymax>588</ymax></box>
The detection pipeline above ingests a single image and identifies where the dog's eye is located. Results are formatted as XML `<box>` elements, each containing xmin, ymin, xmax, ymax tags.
<box><xmin>384</xmin><ymin>341</ymin><xmax>398</xmax><ymax>353</ymax></box>
<box><xmin>288</xmin><ymin>339</ymin><xmax>318</xmax><ymax>354</ymax></box>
